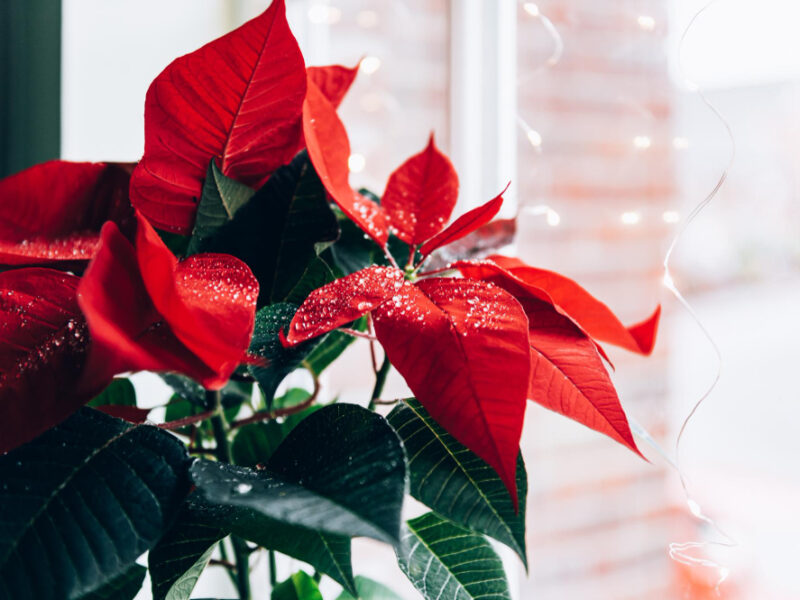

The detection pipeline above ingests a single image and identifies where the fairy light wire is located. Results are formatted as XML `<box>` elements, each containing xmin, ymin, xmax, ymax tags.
<box><xmin>660</xmin><ymin>0</ymin><xmax>739</xmax><ymax>586</ymax></box>
<box><xmin>518</xmin><ymin>0</ymin><xmax>739</xmax><ymax>588</ymax></box>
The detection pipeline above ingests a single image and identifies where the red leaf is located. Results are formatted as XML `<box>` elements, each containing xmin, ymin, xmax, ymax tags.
<box><xmin>382</xmin><ymin>134</ymin><xmax>459</xmax><ymax>245</ymax></box>
<box><xmin>488</xmin><ymin>255</ymin><xmax>660</xmax><ymax>355</ymax></box>
<box><xmin>0</xmin><ymin>269</ymin><xmax>98</xmax><ymax>453</ymax></box>
<box><xmin>94</xmin><ymin>405</ymin><xmax>151</xmax><ymax>424</ymax></box>
<box><xmin>78</xmin><ymin>213</ymin><xmax>259</xmax><ymax>389</ymax></box>
<box><xmin>419</xmin><ymin>184</ymin><xmax>508</xmax><ymax>257</ymax></box>
<box><xmin>303</xmin><ymin>76</ymin><xmax>389</xmax><ymax>246</ymax></box>
<box><xmin>285</xmin><ymin>265</ymin><xmax>404</xmax><ymax>345</ymax></box>
<box><xmin>130</xmin><ymin>0</ymin><xmax>306</xmax><ymax>233</ymax></box>
<box><xmin>373</xmin><ymin>278</ymin><xmax>530</xmax><ymax>507</ymax></box>
<box><xmin>307</xmin><ymin>63</ymin><xmax>359</xmax><ymax>109</ymax></box>
<box><xmin>0</xmin><ymin>160</ymin><xmax>132</xmax><ymax>265</ymax></box>
<box><xmin>521</xmin><ymin>297</ymin><xmax>641</xmax><ymax>456</ymax></box>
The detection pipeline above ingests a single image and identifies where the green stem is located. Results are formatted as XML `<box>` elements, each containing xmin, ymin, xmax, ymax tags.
<box><xmin>268</xmin><ymin>549</ymin><xmax>277</xmax><ymax>587</ymax></box>
<box><xmin>367</xmin><ymin>357</ymin><xmax>391</xmax><ymax>410</ymax></box>
<box><xmin>207</xmin><ymin>390</ymin><xmax>251</xmax><ymax>600</ymax></box>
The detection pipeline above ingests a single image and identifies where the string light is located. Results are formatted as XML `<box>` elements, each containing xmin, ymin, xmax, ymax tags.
<box><xmin>637</xmin><ymin>15</ymin><xmax>656</xmax><ymax>31</ymax></box>
<box><xmin>360</xmin><ymin>56</ymin><xmax>381</xmax><ymax>75</ymax></box>
<box><xmin>673</xmin><ymin>136</ymin><xmax>690</xmax><ymax>150</ymax></box>
<box><xmin>633</xmin><ymin>135</ymin><xmax>652</xmax><ymax>149</ymax></box>
<box><xmin>526</xmin><ymin>129</ymin><xmax>542</xmax><ymax>148</ymax></box>
<box><xmin>347</xmin><ymin>153</ymin><xmax>366</xmax><ymax>173</ymax></box>
<box><xmin>662</xmin><ymin>210</ymin><xmax>680</xmax><ymax>223</ymax></box>
<box><xmin>522</xmin><ymin>2</ymin><xmax>540</xmax><ymax>17</ymax></box>
<box><xmin>620</xmin><ymin>211</ymin><xmax>641</xmax><ymax>225</ymax></box>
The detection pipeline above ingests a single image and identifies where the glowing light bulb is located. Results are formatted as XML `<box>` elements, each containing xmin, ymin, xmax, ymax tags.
<box><xmin>637</xmin><ymin>15</ymin><xmax>656</xmax><ymax>31</ymax></box>
<box><xmin>522</xmin><ymin>3</ymin><xmax>540</xmax><ymax>17</ymax></box>
<box><xmin>360</xmin><ymin>56</ymin><xmax>381</xmax><ymax>75</ymax></box>
<box><xmin>672</xmin><ymin>137</ymin><xmax>690</xmax><ymax>150</ymax></box>
<box><xmin>526</xmin><ymin>129</ymin><xmax>542</xmax><ymax>147</ymax></box>
<box><xmin>348</xmin><ymin>153</ymin><xmax>366</xmax><ymax>173</ymax></box>
<box><xmin>356</xmin><ymin>9</ymin><xmax>379</xmax><ymax>28</ymax></box>
<box><xmin>620</xmin><ymin>211</ymin><xmax>641</xmax><ymax>225</ymax></box>
<box><xmin>662</xmin><ymin>210</ymin><xmax>680</xmax><ymax>223</ymax></box>
<box><xmin>633</xmin><ymin>135</ymin><xmax>652</xmax><ymax>150</ymax></box>
<box><xmin>546</xmin><ymin>210</ymin><xmax>561</xmax><ymax>227</ymax></box>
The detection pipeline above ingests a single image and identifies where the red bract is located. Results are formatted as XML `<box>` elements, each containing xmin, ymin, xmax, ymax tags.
<box><xmin>457</xmin><ymin>256</ymin><xmax>660</xmax><ymax>355</ymax></box>
<box><xmin>303</xmin><ymin>75</ymin><xmax>389</xmax><ymax>246</ymax></box>
<box><xmin>419</xmin><ymin>185</ymin><xmax>507</xmax><ymax>257</ymax></box>
<box><xmin>285</xmin><ymin>266</ymin><xmax>530</xmax><ymax>507</ymax></box>
<box><xmin>307</xmin><ymin>63</ymin><xmax>359</xmax><ymax>109</ymax></box>
<box><xmin>382</xmin><ymin>135</ymin><xmax>459</xmax><ymax>245</ymax></box>
<box><xmin>521</xmin><ymin>296</ymin><xmax>641</xmax><ymax>455</ymax></box>
<box><xmin>373</xmin><ymin>279</ymin><xmax>529</xmax><ymax>507</ymax></box>
<box><xmin>0</xmin><ymin>160</ymin><xmax>132</xmax><ymax>265</ymax></box>
<box><xmin>285</xmin><ymin>266</ymin><xmax>404</xmax><ymax>344</ymax></box>
<box><xmin>78</xmin><ymin>212</ymin><xmax>258</xmax><ymax>389</ymax></box>
<box><xmin>129</xmin><ymin>0</ymin><xmax>306</xmax><ymax>233</ymax></box>
<box><xmin>0</xmin><ymin>269</ymin><xmax>99</xmax><ymax>453</ymax></box>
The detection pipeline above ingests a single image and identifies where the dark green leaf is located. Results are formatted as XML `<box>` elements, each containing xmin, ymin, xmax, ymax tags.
<box><xmin>160</xmin><ymin>373</ymin><xmax>207</xmax><ymax>407</ymax></box>
<box><xmin>387</xmin><ymin>398</ymin><xmax>527</xmax><ymax>566</ymax></box>
<box><xmin>323</xmin><ymin>209</ymin><xmax>382</xmax><ymax>276</ymax></box>
<box><xmin>187</xmin><ymin>159</ymin><xmax>256</xmax><ymax>255</ymax></box>
<box><xmin>149</xmin><ymin>504</ymin><xmax>225</xmax><ymax>600</ymax></box>
<box><xmin>0</xmin><ymin>408</ymin><xmax>191</xmax><ymax>600</ymax></box>
<box><xmin>187</xmin><ymin>495</ymin><xmax>356</xmax><ymax>595</ymax></box>
<box><xmin>271</xmin><ymin>571</ymin><xmax>323</xmax><ymax>600</ymax></box>
<box><xmin>335</xmin><ymin>576</ymin><xmax>403</xmax><ymax>600</ymax></box>
<box><xmin>191</xmin><ymin>404</ymin><xmax>406</xmax><ymax>545</ymax></box>
<box><xmin>158</xmin><ymin>229</ymin><xmax>190</xmax><ymax>257</ymax></box>
<box><xmin>384</xmin><ymin>235</ymin><xmax>421</xmax><ymax>270</ymax></box>
<box><xmin>77</xmin><ymin>564</ymin><xmax>146</xmax><ymax>600</ymax></box>
<box><xmin>397</xmin><ymin>513</ymin><xmax>511</xmax><ymax>600</ymax></box>
<box><xmin>87</xmin><ymin>378</ymin><xmax>136</xmax><ymax>407</ymax></box>
<box><xmin>284</xmin><ymin>258</ymin><xmax>335</xmax><ymax>306</ymax></box>
<box><xmin>304</xmin><ymin>316</ymin><xmax>366</xmax><ymax>377</ymax></box>
<box><xmin>231</xmin><ymin>421</ymin><xmax>284</xmax><ymax>467</ymax></box>
<box><xmin>247</xmin><ymin>303</ymin><xmax>322</xmax><ymax>407</ymax></box>
<box><xmin>195</xmin><ymin>151</ymin><xmax>339</xmax><ymax>306</ymax></box>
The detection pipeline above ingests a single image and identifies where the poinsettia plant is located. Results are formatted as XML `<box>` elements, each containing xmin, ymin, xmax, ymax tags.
<box><xmin>0</xmin><ymin>2</ymin><xmax>660</xmax><ymax>599</ymax></box>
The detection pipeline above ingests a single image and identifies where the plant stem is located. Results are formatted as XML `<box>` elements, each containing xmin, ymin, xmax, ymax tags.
<box><xmin>268</xmin><ymin>549</ymin><xmax>277</xmax><ymax>587</ymax></box>
<box><xmin>207</xmin><ymin>390</ymin><xmax>251</xmax><ymax>600</ymax></box>
<box><xmin>368</xmin><ymin>357</ymin><xmax>391</xmax><ymax>410</ymax></box>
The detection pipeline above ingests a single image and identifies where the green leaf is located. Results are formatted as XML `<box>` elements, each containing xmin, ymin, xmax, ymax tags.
<box><xmin>323</xmin><ymin>211</ymin><xmax>381</xmax><ymax>277</ymax></box>
<box><xmin>231</xmin><ymin>421</ymin><xmax>284</xmax><ymax>467</ymax></box>
<box><xmin>335</xmin><ymin>576</ymin><xmax>404</xmax><ymax>600</ymax></box>
<box><xmin>284</xmin><ymin>258</ymin><xmax>335</xmax><ymax>306</ymax></box>
<box><xmin>149</xmin><ymin>504</ymin><xmax>225</xmax><ymax>600</ymax></box>
<box><xmin>397</xmin><ymin>512</ymin><xmax>511</xmax><ymax>600</ymax></box>
<box><xmin>190</xmin><ymin>404</ymin><xmax>406</xmax><ymax>545</ymax></box>
<box><xmin>187</xmin><ymin>159</ymin><xmax>256</xmax><ymax>255</ymax></box>
<box><xmin>77</xmin><ymin>564</ymin><xmax>146</xmax><ymax>600</ymax></box>
<box><xmin>387</xmin><ymin>398</ymin><xmax>528</xmax><ymax>566</ymax></box>
<box><xmin>158</xmin><ymin>229</ymin><xmax>190</xmax><ymax>257</ymax></box>
<box><xmin>274</xmin><ymin>387</ymin><xmax>312</xmax><ymax>410</ymax></box>
<box><xmin>87</xmin><ymin>378</ymin><xmax>136</xmax><ymax>407</ymax></box>
<box><xmin>195</xmin><ymin>151</ymin><xmax>339</xmax><ymax>306</ymax></box>
<box><xmin>271</xmin><ymin>571</ymin><xmax>323</xmax><ymax>600</ymax></box>
<box><xmin>304</xmin><ymin>316</ymin><xmax>366</xmax><ymax>377</ymax></box>
<box><xmin>187</xmin><ymin>495</ymin><xmax>356</xmax><ymax>595</ymax></box>
<box><xmin>247</xmin><ymin>303</ymin><xmax>322</xmax><ymax>407</ymax></box>
<box><xmin>0</xmin><ymin>408</ymin><xmax>191</xmax><ymax>599</ymax></box>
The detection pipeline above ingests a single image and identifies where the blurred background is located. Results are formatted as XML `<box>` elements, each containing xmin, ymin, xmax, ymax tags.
<box><xmin>2</xmin><ymin>0</ymin><xmax>799</xmax><ymax>598</ymax></box>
